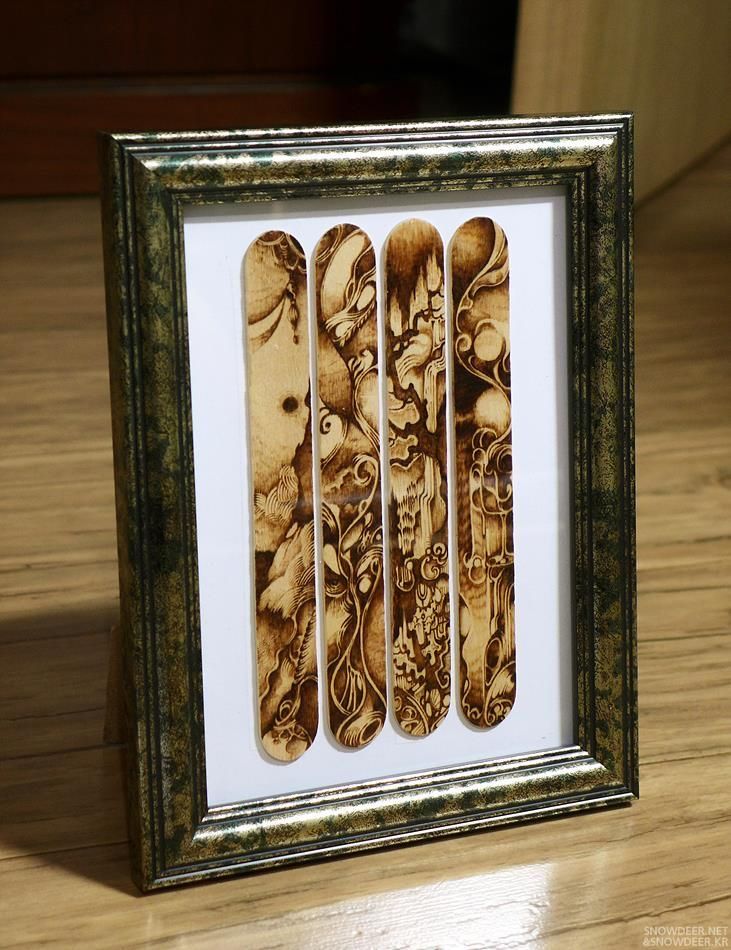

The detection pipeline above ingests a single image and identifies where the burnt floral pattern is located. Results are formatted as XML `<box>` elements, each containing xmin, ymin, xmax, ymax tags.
<box><xmin>244</xmin><ymin>231</ymin><xmax>318</xmax><ymax>761</ymax></box>
<box><xmin>450</xmin><ymin>218</ymin><xmax>515</xmax><ymax>728</ymax></box>
<box><xmin>385</xmin><ymin>220</ymin><xmax>451</xmax><ymax>736</ymax></box>
<box><xmin>314</xmin><ymin>224</ymin><xmax>387</xmax><ymax>748</ymax></box>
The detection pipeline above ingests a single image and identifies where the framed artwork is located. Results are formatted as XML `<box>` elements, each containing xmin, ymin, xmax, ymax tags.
<box><xmin>100</xmin><ymin>114</ymin><xmax>637</xmax><ymax>891</ymax></box>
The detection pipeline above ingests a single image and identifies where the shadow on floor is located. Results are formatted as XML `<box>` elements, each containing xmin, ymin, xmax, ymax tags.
<box><xmin>0</xmin><ymin>602</ymin><xmax>138</xmax><ymax>897</ymax></box>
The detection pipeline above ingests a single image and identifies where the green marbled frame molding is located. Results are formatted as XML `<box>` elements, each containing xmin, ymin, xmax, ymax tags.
<box><xmin>99</xmin><ymin>114</ymin><xmax>636</xmax><ymax>892</ymax></box>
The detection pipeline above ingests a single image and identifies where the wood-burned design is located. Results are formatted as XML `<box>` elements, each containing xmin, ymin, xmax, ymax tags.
<box><xmin>243</xmin><ymin>231</ymin><xmax>318</xmax><ymax>762</ymax></box>
<box><xmin>384</xmin><ymin>220</ymin><xmax>451</xmax><ymax>735</ymax></box>
<box><xmin>314</xmin><ymin>224</ymin><xmax>387</xmax><ymax>748</ymax></box>
<box><xmin>450</xmin><ymin>218</ymin><xmax>515</xmax><ymax>728</ymax></box>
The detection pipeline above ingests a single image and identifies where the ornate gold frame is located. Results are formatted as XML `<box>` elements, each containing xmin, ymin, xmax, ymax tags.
<box><xmin>100</xmin><ymin>115</ymin><xmax>637</xmax><ymax>891</ymax></box>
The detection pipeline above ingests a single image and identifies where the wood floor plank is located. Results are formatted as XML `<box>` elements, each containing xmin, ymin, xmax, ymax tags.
<box><xmin>639</xmin><ymin>587</ymin><xmax>731</xmax><ymax>641</ymax></box>
<box><xmin>0</xmin><ymin>630</ymin><xmax>109</xmax><ymax>757</ymax></box>
<box><xmin>542</xmin><ymin>899</ymin><xmax>731</xmax><ymax>950</ymax></box>
<box><xmin>638</xmin><ymin>634</ymin><xmax>731</xmax><ymax>764</ymax></box>
<box><xmin>0</xmin><ymin>746</ymin><xmax>126</xmax><ymax>861</ymax></box>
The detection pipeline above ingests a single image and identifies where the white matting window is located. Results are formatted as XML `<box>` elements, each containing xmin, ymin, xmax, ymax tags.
<box><xmin>183</xmin><ymin>186</ymin><xmax>573</xmax><ymax>807</ymax></box>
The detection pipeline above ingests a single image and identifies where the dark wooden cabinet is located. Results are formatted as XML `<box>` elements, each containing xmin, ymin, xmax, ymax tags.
<box><xmin>0</xmin><ymin>1</ymin><xmax>516</xmax><ymax>195</ymax></box>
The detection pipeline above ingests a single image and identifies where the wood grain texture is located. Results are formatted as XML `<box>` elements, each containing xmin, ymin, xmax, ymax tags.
<box><xmin>450</xmin><ymin>218</ymin><xmax>515</xmax><ymax>729</ymax></box>
<box><xmin>1</xmin><ymin>141</ymin><xmax>730</xmax><ymax>944</ymax></box>
<box><xmin>512</xmin><ymin>0</ymin><xmax>731</xmax><ymax>201</ymax></box>
<box><xmin>314</xmin><ymin>224</ymin><xmax>387</xmax><ymax>748</ymax></box>
<box><xmin>244</xmin><ymin>232</ymin><xmax>319</xmax><ymax>762</ymax></box>
<box><xmin>384</xmin><ymin>220</ymin><xmax>451</xmax><ymax>736</ymax></box>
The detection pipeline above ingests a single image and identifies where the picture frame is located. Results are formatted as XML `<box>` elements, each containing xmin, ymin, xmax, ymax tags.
<box><xmin>100</xmin><ymin>114</ymin><xmax>637</xmax><ymax>892</ymax></box>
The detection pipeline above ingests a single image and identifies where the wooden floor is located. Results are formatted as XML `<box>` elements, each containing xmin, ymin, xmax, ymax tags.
<box><xmin>1</xmin><ymin>144</ymin><xmax>729</xmax><ymax>948</ymax></box>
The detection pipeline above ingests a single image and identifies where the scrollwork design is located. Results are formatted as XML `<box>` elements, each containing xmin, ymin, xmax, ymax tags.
<box><xmin>315</xmin><ymin>224</ymin><xmax>387</xmax><ymax>748</ymax></box>
<box><xmin>450</xmin><ymin>218</ymin><xmax>515</xmax><ymax>729</ymax></box>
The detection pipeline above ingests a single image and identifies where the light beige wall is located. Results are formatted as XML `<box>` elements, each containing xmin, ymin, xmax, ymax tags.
<box><xmin>512</xmin><ymin>0</ymin><xmax>731</xmax><ymax>200</ymax></box>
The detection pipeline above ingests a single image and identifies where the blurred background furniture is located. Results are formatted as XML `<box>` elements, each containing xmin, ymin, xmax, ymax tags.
<box><xmin>2</xmin><ymin>0</ymin><xmax>728</xmax><ymax>199</ymax></box>
<box><xmin>0</xmin><ymin>0</ymin><xmax>515</xmax><ymax>195</ymax></box>
<box><xmin>513</xmin><ymin>0</ymin><xmax>731</xmax><ymax>199</ymax></box>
